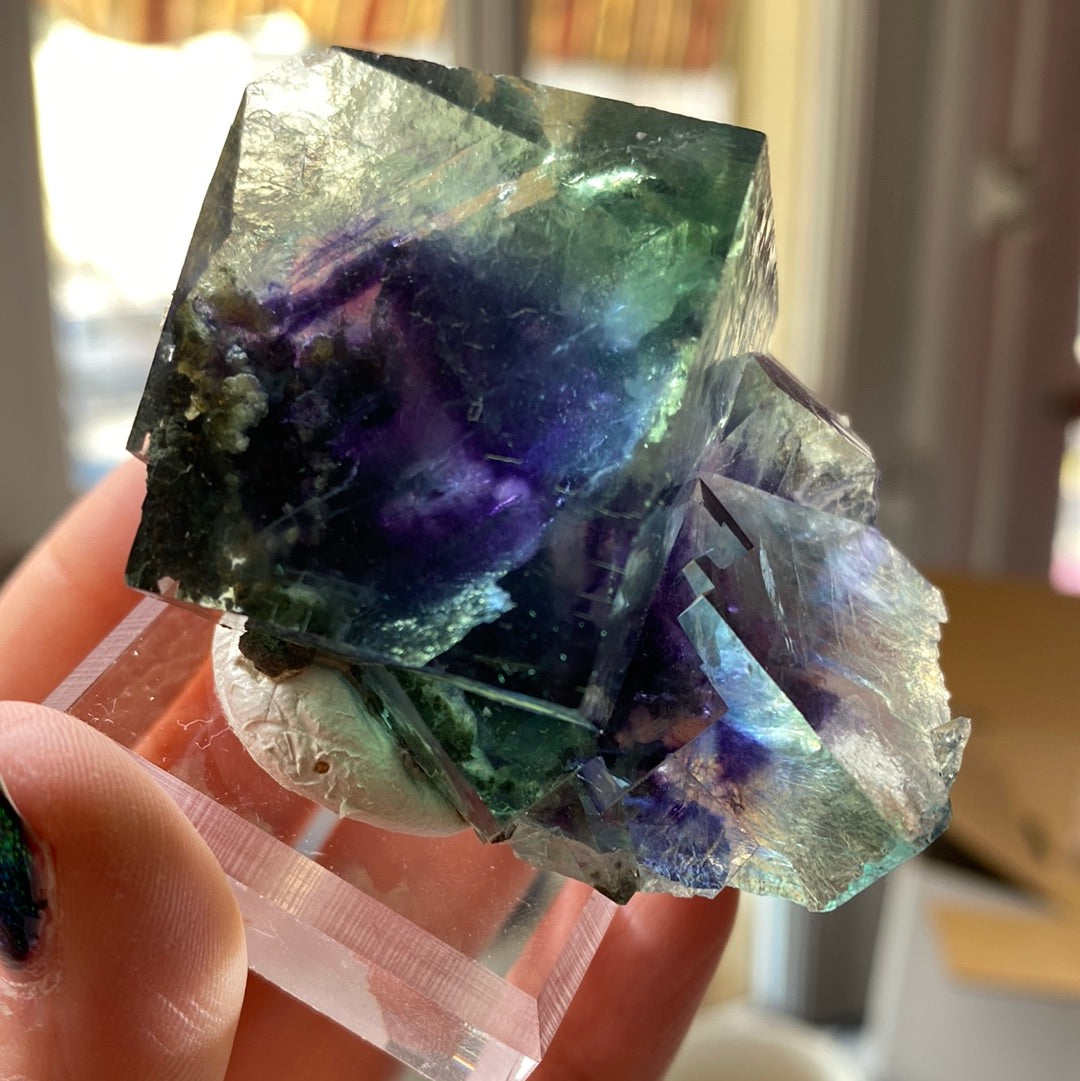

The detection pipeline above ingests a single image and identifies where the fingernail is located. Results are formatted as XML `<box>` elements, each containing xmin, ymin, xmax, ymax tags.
<box><xmin>0</xmin><ymin>776</ymin><xmax>46</xmax><ymax>964</ymax></box>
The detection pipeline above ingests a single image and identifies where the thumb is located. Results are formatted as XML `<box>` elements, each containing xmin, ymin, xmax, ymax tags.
<box><xmin>0</xmin><ymin>702</ymin><xmax>247</xmax><ymax>1081</ymax></box>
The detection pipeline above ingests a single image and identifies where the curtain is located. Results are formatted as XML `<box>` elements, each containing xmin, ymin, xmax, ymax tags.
<box><xmin>38</xmin><ymin>0</ymin><xmax>732</xmax><ymax>68</ymax></box>
<box><xmin>37</xmin><ymin>1</ymin><xmax>448</xmax><ymax>46</ymax></box>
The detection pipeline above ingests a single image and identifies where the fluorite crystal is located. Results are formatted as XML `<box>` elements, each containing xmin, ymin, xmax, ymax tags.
<box><xmin>126</xmin><ymin>48</ymin><xmax>967</xmax><ymax>909</ymax></box>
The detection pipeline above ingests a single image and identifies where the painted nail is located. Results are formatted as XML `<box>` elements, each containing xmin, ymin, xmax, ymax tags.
<box><xmin>0</xmin><ymin>776</ymin><xmax>45</xmax><ymax>964</ymax></box>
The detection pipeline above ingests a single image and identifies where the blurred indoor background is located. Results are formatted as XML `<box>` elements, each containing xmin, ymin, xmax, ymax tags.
<box><xmin>2</xmin><ymin>2</ymin><xmax>1078</xmax><ymax>1079</ymax></box>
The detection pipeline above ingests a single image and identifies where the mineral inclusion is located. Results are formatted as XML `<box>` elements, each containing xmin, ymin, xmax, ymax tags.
<box><xmin>126</xmin><ymin>48</ymin><xmax>969</xmax><ymax>909</ymax></box>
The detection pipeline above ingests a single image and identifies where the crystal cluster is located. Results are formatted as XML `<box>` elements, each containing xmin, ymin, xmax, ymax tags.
<box><xmin>127</xmin><ymin>49</ymin><xmax>967</xmax><ymax>909</ymax></box>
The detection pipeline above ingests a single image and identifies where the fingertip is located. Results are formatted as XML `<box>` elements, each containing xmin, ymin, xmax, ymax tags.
<box><xmin>0</xmin><ymin>458</ymin><xmax>146</xmax><ymax>701</ymax></box>
<box><xmin>537</xmin><ymin>888</ymin><xmax>738</xmax><ymax>1081</ymax></box>
<box><xmin>0</xmin><ymin>702</ymin><xmax>246</xmax><ymax>1081</ymax></box>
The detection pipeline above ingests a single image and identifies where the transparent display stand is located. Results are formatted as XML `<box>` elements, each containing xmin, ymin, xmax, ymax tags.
<box><xmin>46</xmin><ymin>596</ymin><xmax>616</xmax><ymax>1080</ymax></box>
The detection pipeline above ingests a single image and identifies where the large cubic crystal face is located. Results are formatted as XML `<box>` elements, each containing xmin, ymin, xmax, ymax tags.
<box><xmin>127</xmin><ymin>49</ymin><xmax>967</xmax><ymax>909</ymax></box>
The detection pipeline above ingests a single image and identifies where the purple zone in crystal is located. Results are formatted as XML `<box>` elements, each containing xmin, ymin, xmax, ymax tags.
<box><xmin>547</xmin><ymin>483</ymin><xmax>768</xmax><ymax>891</ymax></box>
<box><xmin>220</xmin><ymin>235</ymin><xmax>670</xmax><ymax>643</ymax></box>
<box><xmin>594</xmin><ymin>475</ymin><xmax>764</xmax><ymax>765</ymax></box>
<box><xmin>599</xmin><ymin>512</ymin><xmax>726</xmax><ymax>774</ymax></box>
<box><xmin>624</xmin><ymin>770</ymin><xmax>738</xmax><ymax>891</ymax></box>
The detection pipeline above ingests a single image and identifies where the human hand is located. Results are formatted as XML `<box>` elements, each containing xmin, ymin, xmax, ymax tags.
<box><xmin>0</xmin><ymin>460</ymin><xmax>736</xmax><ymax>1080</ymax></box>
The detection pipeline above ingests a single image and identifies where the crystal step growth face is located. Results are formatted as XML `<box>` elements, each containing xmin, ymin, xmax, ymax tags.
<box><xmin>127</xmin><ymin>49</ymin><xmax>966</xmax><ymax>908</ymax></box>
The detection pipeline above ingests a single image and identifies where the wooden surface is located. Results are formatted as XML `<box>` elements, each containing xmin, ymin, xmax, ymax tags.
<box><xmin>934</xmin><ymin>573</ymin><xmax>1080</xmax><ymax>913</ymax></box>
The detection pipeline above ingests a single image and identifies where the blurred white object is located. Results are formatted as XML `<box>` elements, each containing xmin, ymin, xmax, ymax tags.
<box><xmin>666</xmin><ymin>1004</ymin><xmax>865</xmax><ymax>1081</ymax></box>
<box><xmin>865</xmin><ymin>858</ymin><xmax>1080</xmax><ymax>1081</ymax></box>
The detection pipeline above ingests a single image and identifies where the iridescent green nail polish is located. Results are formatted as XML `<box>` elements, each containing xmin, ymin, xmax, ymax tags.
<box><xmin>0</xmin><ymin>778</ymin><xmax>45</xmax><ymax>963</ymax></box>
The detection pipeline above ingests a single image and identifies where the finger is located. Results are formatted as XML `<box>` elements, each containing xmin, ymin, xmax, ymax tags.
<box><xmin>0</xmin><ymin>702</ymin><xmax>247</xmax><ymax>1081</ymax></box>
<box><xmin>535</xmin><ymin>889</ymin><xmax>737</xmax><ymax>1081</ymax></box>
<box><xmin>224</xmin><ymin>974</ymin><xmax>398</xmax><ymax>1081</ymax></box>
<box><xmin>0</xmin><ymin>459</ymin><xmax>146</xmax><ymax>702</ymax></box>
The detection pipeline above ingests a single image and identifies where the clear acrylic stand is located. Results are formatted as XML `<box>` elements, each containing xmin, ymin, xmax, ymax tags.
<box><xmin>46</xmin><ymin>596</ymin><xmax>616</xmax><ymax>1080</ymax></box>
